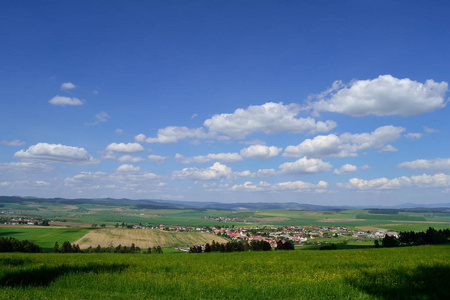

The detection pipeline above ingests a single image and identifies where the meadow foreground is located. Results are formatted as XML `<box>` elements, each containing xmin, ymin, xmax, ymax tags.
<box><xmin>1</xmin><ymin>245</ymin><xmax>449</xmax><ymax>299</ymax></box>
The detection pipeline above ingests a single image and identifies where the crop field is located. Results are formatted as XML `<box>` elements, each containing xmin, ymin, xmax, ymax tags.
<box><xmin>2</xmin><ymin>199</ymin><xmax>449</xmax><ymax>230</ymax></box>
<box><xmin>0</xmin><ymin>245</ymin><xmax>448</xmax><ymax>299</ymax></box>
<box><xmin>74</xmin><ymin>228</ymin><xmax>228</xmax><ymax>249</ymax></box>
<box><xmin>0</xmin><ymin>227</ymin><xmax>90</xmax><ymax>251</ymax></box>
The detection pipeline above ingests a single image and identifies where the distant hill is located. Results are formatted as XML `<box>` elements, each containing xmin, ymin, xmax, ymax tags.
<box><xmin>1</xmin><ymin>195</ymin><xmax>449</xmax><ymax>212</ymax></box>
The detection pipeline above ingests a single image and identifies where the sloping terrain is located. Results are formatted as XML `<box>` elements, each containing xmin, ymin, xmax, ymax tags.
<box><xmin>73</xmin><ymin>228</ymin><xmax>227</xmax><ymax>249</ymax></box>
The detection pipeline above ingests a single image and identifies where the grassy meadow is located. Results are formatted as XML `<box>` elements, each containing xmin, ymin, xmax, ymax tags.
<box><xmin>0</xmin><ymin>227</ymin><xmax>90</xmax><ymax>251</ymax></box>
<box><xmin>0</xmin><ymin>245</ymin><xmax>449</xmax><ymax>299</ymax></box>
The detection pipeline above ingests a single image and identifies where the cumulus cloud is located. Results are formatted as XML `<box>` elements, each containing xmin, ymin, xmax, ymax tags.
<box><xmin>338</xmin><ymin>173</ymin><xmax>450</xmax><ymax>190</ymax></box>
<box><xmin>49</xmin><ymin>96</ymin><xmax>83</xmax><ymax>106</ymax></box>
<box><xmin>105</xmin><ymin>142</ymin><xmax>144</xmax><ymax>153</ymax></box>
<box><xmin>117</xmin><ymin>155</ymin><xmax>146</xmax><ymax>163</ymax></box>
<box><xmin>61</xmin><ymin>82</ymin><xmax>76</xmax><ymax>90</ymax></box>
<box><xmin>334</xmin><ymin>164</ymin><xmax>358</xmax><ymax>175</ymax></box>
<box><xmin>148</xmin><ymin>154</ymin><xmax>167</xmax><ymax>163</ymax></box>
<box><xmin>172</xmin><ymin>162</ymin><xmax>232</xmax><ymax>181</ymax></box>
<box><xmin>309</xmin><ymin>75</ymin><xmax>448</xmax><ymax>116</ymax></box>
<box><xmin>65</xmin><ymin>165</ymin><xmax>163</xmax><ymax>192</ymax></box>
<box><xmin>0</xmin><ymin>162</ymin><xmax>53</xmax><ymax>173</ymax></box>
<box><xmin>175</xmin><ymin>153</ymin><xmax>243</xmax><ymax>164</ymax></box>
<box><xmin>397</xmin><ymin>158</ymin><xmax>450</xmax><ymax>172</ymax></box>
<box><xmin>117</xmin><ymin>164</ymin><xmax>141</xmax><ymax>172</ymax></box>
<box><xmin>279</xmin><ymin>157</ymin><xmax>332</xmax><ymax>176</ymax></box>
<box><xmin>283</xmin><ymin>125</ymin><xmax>405</xmax><ymax>158</ymax></box>
<box><xmin>0</xmin><ymin>139</ymin><xmax>25</xmax><ymax>146</ymax></box>
<box><xmin>230</xmin><ymin>180</ymin><xmax>328</xmax><ymax>193</ymax></box>
<box><xmin>240</xmin><ymin>145</ymin><xmax>282</xmax><ymax>160</ymax></box>
<box><xmin>204</xmin><ymin>102</ymin><xmax>336</xmax><ymax>139</ymax></box>
<box><xmin>135</xmin><ymin>127</ymin><xmax>216</xmax><ymax>144</ymax></box>
<box><xmin>14</xmin><ymin>143</ymin><xmax>99</xmax><ymax>164</ymax></box>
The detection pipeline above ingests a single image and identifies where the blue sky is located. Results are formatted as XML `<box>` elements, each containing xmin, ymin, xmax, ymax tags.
<box><xmin>1</xmin><ymin>1</ymin><xmax>449</xmax><ymax>206</ymax></box>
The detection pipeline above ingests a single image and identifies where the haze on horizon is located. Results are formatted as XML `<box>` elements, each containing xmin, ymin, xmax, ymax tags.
<box><xmin>1</xmin><ymin>1</ymin><xmax>449</xmax><ymax>206</ymax></box>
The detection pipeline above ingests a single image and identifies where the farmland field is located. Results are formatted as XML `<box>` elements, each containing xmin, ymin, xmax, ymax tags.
<box><xmin>0</xmin><ymin>245</ymin><xmax>448</xmax><ymax>299</ymax></box>
<box><xmin>0</xmin><ymin>227</ymin><xmax>90</xmax><ymax>251</ymax></box>
<box><xmin>74</xmin><ymin>228</ymin><xmax>228</xmax><ymax>249</ymax></box>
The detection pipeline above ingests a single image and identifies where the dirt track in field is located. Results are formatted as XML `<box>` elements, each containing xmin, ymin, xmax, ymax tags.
<box><xmin>73</xmin><ymin>228</ymin><xmax>228</xmax><ymax>249</ymax></box>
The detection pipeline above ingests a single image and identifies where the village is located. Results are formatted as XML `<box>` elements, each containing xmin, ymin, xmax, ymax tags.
<box><xmin>1</xmin><ymin>214</ymin><xmax>399</xmax><ymax>247</ymax></box>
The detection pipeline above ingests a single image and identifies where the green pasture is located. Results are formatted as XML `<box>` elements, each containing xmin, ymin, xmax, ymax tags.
<box><xmin>0</xmin><ymin>245</ymin><xmax>448</xmax><ymax>299</ymax></box>
<box><xmin>0</xmin><ymin>227</ymin><xmax>90</xmax><ymax>251</ymax></box>
<box><xmin>375</xmin><ymin>223</ymin><xmax>450</xmax><ymax>232</ymax></box>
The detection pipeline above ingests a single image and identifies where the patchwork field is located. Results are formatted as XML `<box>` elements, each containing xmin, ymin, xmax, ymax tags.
<box><xmin>74</xmin><ymin>228</ymin><xmax>228</xmax><ymax>249</ymax></box>
<box><xmin>0</xmin><ymin>245</ymin><xmax>448</xmax><ymax>299</ymax></box>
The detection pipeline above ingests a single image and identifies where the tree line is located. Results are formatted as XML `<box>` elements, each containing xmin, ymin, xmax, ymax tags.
<box><xmin>0</xmin><ymin>236</ymin><xmax>41</xmax><ymax>253</ymax></box>
<box><xmin>189</xmin><ymin>239</ymin><xmax>295</xmax><ymax>253</ymax></box>
<box><xmin>378</xmin><ymin>227</ymin><xmax>449</xmax><ymax>248</ymax></box>
<box><xmin>0</xmin><ymin>236</ymin><xmax>163</xmax><ymax>254</ymax></box>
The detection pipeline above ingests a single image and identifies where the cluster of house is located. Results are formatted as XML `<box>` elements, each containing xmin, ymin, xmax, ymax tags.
<box><xmin>0</xmin><ymin>216</ymin><xmax>42</xmax><ymax>225</ymax></box>
<box><xmin>199</xmin><ymin>216</ymin><xmax>240</xmax><ymax>222</ymax></box>
<box><xmin>211</xmin><ymin>225</ymin><xmax>353</xmax><ymax>246</ymax></box>
<box><xmin>352</xmin><ymin>230</ymin><xmax>399</xmax><ymax>239</ymax></box>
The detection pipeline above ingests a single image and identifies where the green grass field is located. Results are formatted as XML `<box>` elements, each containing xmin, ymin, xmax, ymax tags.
<box><xmin>0</xmin><ymin>245</ymin><xmax>448</xmax><ymax>299</ymax></box>
<box><xmin>0</xmin><ymin>227</ymin><xmax>90</xmax><ymax>251</ymax></box>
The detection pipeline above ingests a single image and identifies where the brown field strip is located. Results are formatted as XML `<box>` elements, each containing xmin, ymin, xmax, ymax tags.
<box><xmin>73</xmin><ymin>228</ymin><xmax>228</xmax><ymax>249</ymax></box>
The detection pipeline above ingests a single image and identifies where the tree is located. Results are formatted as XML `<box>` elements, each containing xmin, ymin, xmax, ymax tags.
<box><xmin>60</xmin><ymin>241</ymin><xmax>73</xmax><ymax>253</ymax></box>
<box><xmin>382</xmin><ymin>235</ymin><xmax>399</xmax><ymax>248</ymax></box>
<box><xmin>53</xmin><ymin>241</ymin><xmax>60</xmax><ymax>253</ymax></box>
<box><xmin>374</xmin><ymin>240</ymin><xmax>380</xmax><ymax>248</ymax></box>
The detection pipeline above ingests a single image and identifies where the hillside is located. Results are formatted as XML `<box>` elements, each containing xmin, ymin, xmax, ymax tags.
<box><xmin>73</xmin><ymin>228</ymin><xmax>228</xmax><ymax>249</ymax></box>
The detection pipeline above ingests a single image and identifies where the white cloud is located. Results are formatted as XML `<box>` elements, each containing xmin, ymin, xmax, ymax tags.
<box><xmin>64</xmin><ymin>165</ymin><xmax>163</xmax><ymax>192</ymax></box>
<box><xmin>117</xmin><ymin>155</ymin><xmax>146</xmax><ymax>163</ymax></box>
<box><xmin>172</xmin><ymin>162</ymin><xmax>232</xmax><ymax>181</ymax></box>
<box><xmin>105</xmin><ymin>142</ymin><xmax>144</xmax><ymax>153</ymax></box>
<box><xmin>148</xmin><ymin>154</ymin><xmax>167</xmax><ymax>163</ymax></box>
<box><xmin>284</xmin><ymin>134</ymin><xmax>342</xmax><ymax>158</ymax></box>
<box><xmin>135</xmin><ymin>127</ymin><xmax>215</xmax><ymax>144</ymax></box>
<box><xmin>250</xmin><ymin>169</ymin><xmax>277</xmax><ymax>178</ymax></box>
<box><xmin>0</xmin><ymin>139</ymin><xmax>25</xmax><ymax>146</ymax></box>
<box><xmin>117</xmin><ymin>164</ymin><xmax>141</xmax><ymax>172</ymax></box>
<box><xmin>14</xmin><ymin>143</ymin><xmax>99</xmax><ymax>165</ymax></box>
<box><xmin>85</xmin><ymin>111</ymin><xmax>110</xmax><ymax>126</ymax></box>
<box><xmin>405</xmin><ymin>133</ymin><xmax>423</xmax><ymax>139</ymax></box>
<box><xmin>230</xmin><ymin>180</ymin><xmax>327</xmax><ymax>193</ymax></box>
<box><xmin>115</xmin><ymin>129</ymin><xmax>123</xmax><ymax>134</ymax></box>
<box><xmin>424</xmin><ymin>126</ymin><xmax>438</xmax><ymax>134</ymax></box>
<box><xmin>334</xmin><ymin>164</ymin><xmax>358</xmax><ymax>175</ymax></box>
<box><xmin>49</xmin><ymin>95</ymin><xmax>83</xmax><ymax>106</ymax></box>
<box><xmin>279</xmin><ymin>157</ymin><xmax>332</xmax><ymax>176</ymax></box>
<box><xmin>61</xmin><ymin>82</ymin><xmax>76</xmax><ymax>90</ymax></box>
<box><xmin>204</xmin><ymin>102</ymin><xmax>336</xmax><ymax>139</ymax></box>
<box><xmin>96</xmin><ymin>111</ymin><xmax>110</xmax><ymax>122</ymax></box>
<box><xmin>283</xmin><ymin>125</ymin><xmax>404</xmax><ymax>158</ymax></box>
<box><xmin>338</xmin><ymin>173</ymin><xmax>450</xmax><ymax>191</ymax></box>
<box><xmin>240</xmin><ymin>145</ymin><xmax>282</xmax><ymax>160</ymax></box>
<box><xmin>397</xmin><ymin>158</ymin><xmax>450</xmax><ymax>172</ymax></box>
<box><xmin>309</xmin><ymin>75</ymin><xmax>448</xmax><ymax>116</ymax></box>
<box><xmin>0</xmin><ymin>162</ymin><xmax>53</xmax><ymax>173</ymax></box>
<box><xmin>175</xmin><ymin>153</ymin><xmax>243</xmax><ymax>164</ymax></box>
<box><xmin>378</xmin><ymin>145</ymin><xmax>397</xmax><ymax>152</ymax></box>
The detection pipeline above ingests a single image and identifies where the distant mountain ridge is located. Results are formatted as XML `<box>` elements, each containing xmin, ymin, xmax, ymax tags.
<box><xmin>1</xmin><ymin>196</ymin><xmax>449</xmax><ymax>211</ymax></box>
